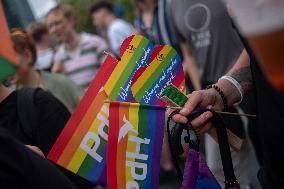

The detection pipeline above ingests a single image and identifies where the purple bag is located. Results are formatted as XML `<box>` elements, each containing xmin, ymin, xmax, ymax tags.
<box><xmin>181</xmin><ymin>149</ymin><xmax>221</xmax><ymax>189</ymax></box>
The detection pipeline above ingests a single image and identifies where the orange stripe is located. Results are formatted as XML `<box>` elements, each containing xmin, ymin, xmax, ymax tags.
<box><xmin>57</xmin><ymin>90</ymin><xmax>108</xmax><ymax>166</ymax></box>
<box><xmin>116</xmin><ymin>104</ymin><xmax>129</xmax><ymax>188</ymax></box>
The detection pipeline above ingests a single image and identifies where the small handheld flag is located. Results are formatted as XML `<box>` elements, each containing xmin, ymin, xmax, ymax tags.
<box><xmin>104</xmin><ymin>35</ymin><xmax>154</xmax><ymax>102</ymax></box>
<box><xmin>131</xmin><ymin>45</ymin><xmax>185</xmax><ymax>105</ymax></box>
<box><xmin>107</xmin><ymin>101</ymin><xmax>166</xmax><ymax>189</ymax></box>
<box><xmin>47</xmin><ymin>54</ymin><xmax>118</xmax><ymax>185</ymax></box>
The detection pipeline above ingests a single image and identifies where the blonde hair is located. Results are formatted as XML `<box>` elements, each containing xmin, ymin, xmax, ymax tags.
<box><xmin>47</xmin><ymin>4</ymin><xmax>78</xmax><ymax>28</ymax></box>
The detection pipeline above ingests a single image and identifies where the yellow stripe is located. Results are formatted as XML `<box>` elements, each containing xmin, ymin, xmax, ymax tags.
<box><xmin>132</xmin><ymin>46</ymin><xmax>172</xmax><ymax>95</ymax></box>
<box><xmin>104</xmin><ymin>36</ymin><xmax>143</xmax><ymax>96</ymax></box>
<box><xmin>125</xmin><ymin>104</ymin><xmax>140</xmax><ymax>184</ymax></box>
<box><xmin>66</xmin><ymin>104</ymin><xmax>109</xmax><ymax>172</ymax></box>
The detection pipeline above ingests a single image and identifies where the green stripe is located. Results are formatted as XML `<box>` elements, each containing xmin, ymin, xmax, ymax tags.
<box><xmin>135</xmin><ymin>49</ymin><xmax>176</xmax><ymax>100</ymax></box>
<box><xmin>138</xmin><ymin>106</ymin><xmax>148</xmax><ymax>138</ymax></box>
<box><xmin>109</xmin><ymin>38</ymin><xmax>149</xmax><ymax>100</ymax></box>
<box><xmin>77</xmin><ymin>138</ymin><xmax>107</xmax><ymax>177</ymax></box>
<box><xmin>77</xmin><ymin>154</ymin><xmax>95</xmax><ymax>177</ymax></box>
<box><xmin>136</xmin><ymin>106</ymin><xmax>148</xmax><ymax>186</ymax></box>
<box><xmin>0</xmin><ymin>57</ymin><xmax>16</xmax><ymax>82</ymax></box>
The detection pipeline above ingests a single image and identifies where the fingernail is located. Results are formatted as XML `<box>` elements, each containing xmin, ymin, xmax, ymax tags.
<box><xmin>205</xmin><ymin>112</ymin><xmax>212</xmax><ymax>118</ymax></box>
<box><xmin>181</xmin><ymin>117</ymin><xmax>188</xmax><ymax>124</ymax></box>
<box><xmin>180</xmin><ymin>108</ymin><xmax>189</xmax><ymax>115</ymax></box>
<box><xmin>207</xmin><ymin>105</ymin><xmax>213</xmax><ymax>109</ymax></box>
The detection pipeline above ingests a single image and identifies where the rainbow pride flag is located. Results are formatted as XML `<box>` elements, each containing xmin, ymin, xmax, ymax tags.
<box><xmin>0</xmin><ymin>1</ymin><xmax>18</xmax><ymax>82</ymax></box>
<box><xmin>107</xmin><ymin>101</ymin><xmax>165</xmax><ymax>189</ymax></box>
<box><xmin>131</xmin><ymin>45</ymin><xmax>185</xmax><ymax>105</ymax></box>
<box><xmin>104</xmin><ymin>35</ymin><xmax>154</xmax><ymax>102</ymax></box>
<box><xmin>48</xmin><ymin>54</ymin><xmax>118</xmax><ymax>184</ymax></box>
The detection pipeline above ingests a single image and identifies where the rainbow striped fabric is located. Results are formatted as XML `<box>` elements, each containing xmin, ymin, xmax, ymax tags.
<box><xmin>105</xmin><ymin>35</ymin><xmax>185</xmax><ymax>104</ymax></box>
<box><xmin>0</xmin><ymin>1</ymin><xmax>18</xmax><ymax>82</ymax></box>
<box><xmin>132</xmin><ymin>45</ymin><xmax>185</xmax><ymax>105</ymax></box>
<box><xmin>107</xmin><ymin>101</ymin><xmax>165</xmax><ymax>189</ymax></box>
<box><xmin>105</xmin><ymin>35</ymin><xmax>154</xmax><ymax>102</ymax></box>
<box><xmin>48</xmin><ymin>34</ymin><xmax>186</xmax><ymax>185</ymax></box>
<box><xmin>47</xmin><ymin>54</ymin><xmax>118</xmax><ymax>184</ymax></box>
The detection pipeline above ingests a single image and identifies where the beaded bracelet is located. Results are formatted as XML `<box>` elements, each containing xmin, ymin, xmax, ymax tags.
<box><xmin>206</xmin><ymin>84</ymin><xmax>228</xmax><ymax>111</ymax></box>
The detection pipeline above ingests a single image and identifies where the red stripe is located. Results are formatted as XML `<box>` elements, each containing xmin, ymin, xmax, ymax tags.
<box><xmin>172</xmin><ymin>71</ymin><xmax>186</xmax><ymax>93</ymax></box>
<box><xmin>48</xmin><ymin>55</ymin><xmax>117</xmax><ymax>161</ymax></box>
<box><xmin>107</xmin><ymin>102</ymin><xmax>121</xmax><ymax>189</ymax></box>
<box><xmin>120</xmin><ymin>35</ymin><xmax>134</xmax><ymax>57</ymax></box>
<box><xmin>149</xmin><ymin>45</ymin><xmax>164</xmax><ymax>63</ymax></box>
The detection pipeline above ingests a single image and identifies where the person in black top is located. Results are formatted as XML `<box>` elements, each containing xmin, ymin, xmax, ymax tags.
<box><xmin>0</xmin><ymin>84</ymin><xmax>94</xmax><ymax>188</ymax></box>
<box><xmin>0</xmin><ymin>127</ymin><xmax>78</xmax><ymax>189</ymax></box>
<box><xmin>0</xmin><ymin>84</ymin><xmax>69</xmax><ymax>156</ymax></box>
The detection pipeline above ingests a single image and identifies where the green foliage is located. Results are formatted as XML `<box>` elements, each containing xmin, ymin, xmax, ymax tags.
<box><xmin>59</xmin><ymin>0</ymin><xmax>135</xmax><ymax>34</ymax></box>
<box><xmin>114</xmin><ymin>0</ymin><xmax>135</xmax><ymax>22</ymax></box>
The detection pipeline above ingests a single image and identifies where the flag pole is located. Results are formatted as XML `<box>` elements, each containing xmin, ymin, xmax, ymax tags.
<box><xmin>103</xmin><ymin>100</ymin><xmax>256</xmax><ymax>118</ymax></box>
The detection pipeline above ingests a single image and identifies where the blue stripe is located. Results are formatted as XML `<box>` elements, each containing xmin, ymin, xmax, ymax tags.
<box><xmin>86</xmin><ymin>146</ymin><xmax>107</xmax><ymax>183</ymax></box>
<box><xmin>152</xmin><ymin>107</ymin><xmax>166</xmax><ymax>188</ymax></box>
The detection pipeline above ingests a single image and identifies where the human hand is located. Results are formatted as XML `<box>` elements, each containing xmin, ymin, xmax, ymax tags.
<box><xmin>167</xmin><ymin>88</ymin><xmax>224</xmax><ymax>134</ymax></box>
<box><xmin>25</xmin><ymin>145</ymin><xmax>45</xmax><ymax>158</ymax></box>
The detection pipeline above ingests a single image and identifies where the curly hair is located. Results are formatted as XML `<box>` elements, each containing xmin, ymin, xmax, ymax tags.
<box><xmin>10</xmin><ymin>28</ymin><xmax>37</xmax><ymax>66</ymax></box>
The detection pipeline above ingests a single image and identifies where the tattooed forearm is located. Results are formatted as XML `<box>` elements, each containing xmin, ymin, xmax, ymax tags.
<box><xmin>229</xmin><ymin>66</ymin><xmax>253</xmax><ymax>93</ymax></box>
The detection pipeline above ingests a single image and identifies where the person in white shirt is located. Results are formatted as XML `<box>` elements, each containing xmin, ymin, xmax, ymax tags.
<box><xmin>90</xmin><ymin>1</ymin><xmax>134</xmax><ymax>56</ymax></box>
<box><xmin>46</xmin><ymin>4</ymin><xmax>108</xmax><ymax>90</ymax></box>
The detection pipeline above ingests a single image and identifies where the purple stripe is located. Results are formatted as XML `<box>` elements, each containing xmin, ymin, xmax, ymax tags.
<box><xmin>151</xmin><ymin>107</ymin><xmax>165</xmax><ymax>188</ymax></box>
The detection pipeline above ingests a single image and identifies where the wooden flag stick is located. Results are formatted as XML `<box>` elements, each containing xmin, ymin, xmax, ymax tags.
<box><xmin>103</xmin><ymin>51</ymin><xmax>110</xmax><ymax>56</ymax></box>
<box><xmin>103</xmin><ymin>100</ymin><xmax>256</xmax><ymax>118</ymax></box>
<box><xmin>167</xmin><ymin>106</ymin><xmax>256</xmax><ymax>118</ymax></box>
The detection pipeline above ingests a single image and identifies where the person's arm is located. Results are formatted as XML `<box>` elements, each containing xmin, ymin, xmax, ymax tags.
<box><xmin>52</xmin><ymin>50</ymin><xmax>64</xmax><ymax>73</ymax></box>
<box><xmin>216</xmin><ymin>49</ymin><xmax>253</xmax><ymax>105</ymax></box>
<box><xmin>180</xmin><ymin>42</ymin><xmax>202</xmax><ymax>90</ymax></box>
<box><xmin>0</xmin><ymin>128</ymin><xmax>78</xmax><ymax>189</ymax></box>
<box><xmin>52</xmin><ymin>62</ymin><xmax>64</xmax><ymax>73</ymax></box>
<box><xmin>171</xmin><ymin>49</ymin><xmax>252</xmax><ymax>133</ymax></box>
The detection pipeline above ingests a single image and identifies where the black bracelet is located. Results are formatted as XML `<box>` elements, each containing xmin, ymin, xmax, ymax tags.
<box><xmin>206</xmin><ymin>84</ymin><xmax>228</xmax><ymax>111</ymax></box>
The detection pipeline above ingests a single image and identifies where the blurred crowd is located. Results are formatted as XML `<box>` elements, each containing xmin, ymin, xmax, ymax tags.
<box><xmin>1</xmin><ymin>0</ymin><xmax>284</xmax><ymax>189</ymax></box>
